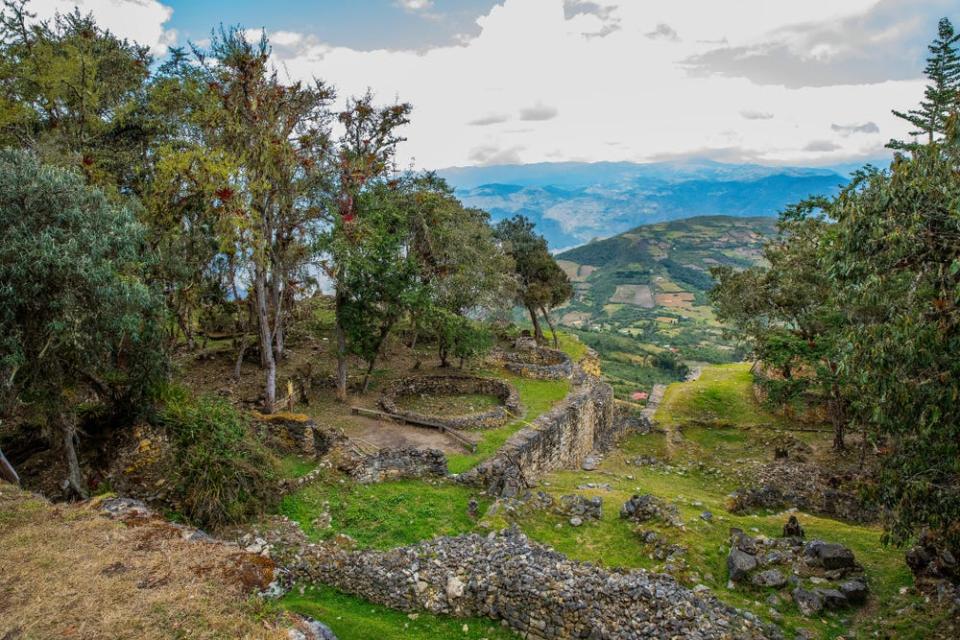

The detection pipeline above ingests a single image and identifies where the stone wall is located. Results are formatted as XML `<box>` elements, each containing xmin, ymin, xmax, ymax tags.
<box><xmin>379</xmin><ymin>375</ymin><xmax>522</xmax><ymax>430</ymax></box>
<box><xmin>333</xmin><ymin>447</ymin><xmax>448</xmax><ymax>484</ymax></box>
<box><xmin>487</xmin><ymin>346</ymin><xmax>574</xmax><ymax>380</ymax></box>
<box><xmin>458</xmin><ymin>371</ymin><xmax>620</xmax><ymax>497</ymax></box>
<box><xmin>288</xmin><ymin>528</ymin><xmax>771</xmax><ymax>640</ymax></box>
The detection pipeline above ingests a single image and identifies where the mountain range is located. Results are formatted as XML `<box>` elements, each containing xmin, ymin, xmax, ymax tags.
<box><xmin>437</xmin><ymin>160</ymin><xmax>848</xmax><ymax>250</ymax></box>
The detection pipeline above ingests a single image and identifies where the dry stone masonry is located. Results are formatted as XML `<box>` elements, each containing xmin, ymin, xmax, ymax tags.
<box><xmin>458</xmin><ymin>369</ymin><xmax>620</xmax><ymax>497</ymax></box>
<box><xmin>288</xmin><ymin>527</ymin><xmax>775</xmax><ymax>640</ymax></box>
<box><xmin>379</xmin><ymin>375</ymin><xmax>521</xmax><ymax>430</ymax></box>
<box><xmin>487</xmin><ymin>339</ymin><xmax>575</xmax><ymax>380</ymax></box>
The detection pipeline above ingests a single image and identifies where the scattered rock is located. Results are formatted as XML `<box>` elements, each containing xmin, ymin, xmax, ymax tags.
<box><xmin>804</xmin><ymin>541</ymin><xmax>856</xmax><ymax>570</ymax></box>
<box><xmin>620</xmin><ymin>494</ymin><xmax>681</xmax><ymax>526</ymax></box>
<box><xmin>557</xmin><ymin>494</ymin><xmax>603</xmax><ymax>521</ymax></box>
<box><xmin>814</xmin><ymin>587</ymin><xmax>848</xmax><ymax>609</ymax></box>
<box><xmin>839</xmin><ymin>579</ymin><xmax>868</xmax><ymax>604</ymax></box>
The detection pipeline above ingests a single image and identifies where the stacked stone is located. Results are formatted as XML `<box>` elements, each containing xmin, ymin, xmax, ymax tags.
<box><xmin>458</xmin><ymin>376</ymin><xmax>615</xmax><ymax>497</ymax></box>
<box><xmin>379</xmin><ymin>375</ymin><xmax>521</xmax><ymax>430</ymax></box>
<box><xmin>487</xmin><ymin>345</ymin><xmax>574</xmax><ymax>380</ymax></box>
<box><xmin>339</xmin><ymin>447</ymin><xmax>448</xmax><ymax>484</ymax></box>
<box><xmin>292</xmin><ymin>528</ymin><xmax>774</xmax><ymax>639</ymax></box>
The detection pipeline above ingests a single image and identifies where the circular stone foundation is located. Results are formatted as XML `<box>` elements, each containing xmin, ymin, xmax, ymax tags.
<box><xmin>379</xmin><ymin>376</ymin><xmax>522</xmax><ymax>430</ymax></box>
<box><xmin>490</xmin><ymin>345</ymin><xmax>574</xmax><ymax>380</ymax></box>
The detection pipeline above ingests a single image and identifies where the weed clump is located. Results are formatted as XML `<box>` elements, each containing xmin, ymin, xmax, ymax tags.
<box><xmin>157</xmin><ymin>388</ymin><xmax>280</xmax><ymax>529</ymax></box>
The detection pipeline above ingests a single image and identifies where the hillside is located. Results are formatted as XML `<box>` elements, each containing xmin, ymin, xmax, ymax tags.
<box><xmin>440</xmin><ymin>161</ymin><xmax>842</xmax><ymax>249</ymax></box>
<box><xmin>552</xmin><ymin>216</ymin><xmax>777</xmax><ymax>395</ymax></box>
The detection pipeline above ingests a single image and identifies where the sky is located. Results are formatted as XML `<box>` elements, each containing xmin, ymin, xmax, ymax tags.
<box><xmin>24</xmin><ymin>0</ymin><xmax>960</xmax><ymax>170</ymax></box>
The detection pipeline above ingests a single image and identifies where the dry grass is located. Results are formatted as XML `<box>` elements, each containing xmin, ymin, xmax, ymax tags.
<box><xmin>0</xmin><ymin>483</ymin><xmax>288</xmax><ymax>640</ymax></box>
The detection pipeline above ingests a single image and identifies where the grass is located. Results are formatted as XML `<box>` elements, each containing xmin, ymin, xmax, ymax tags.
<box><xmin>446</xmin><ymin>374</ymin><xmax>570</xmax><ymax>474</ymax></box>
<box><xmin>281</xmin><ymin>585</ymin><xmax>516</xmax><ymax>639</ymax></box>
<box><xmin>655</xmin><ymin>362</ymin><xmax>779</xmax><ymax>428</ymax></box>
<box><xmin>506</xmin><ymin>364</ymin><xmax>938</xmax><ymax>640</ymax></box>
<box><xmin>280</xmin><ymin>455</ymin><xmax>317</xmax><ymax>479</ymax></box>
<box><xmin>279</xmin><ymin>478</ymin><xmax>490</xmax><ymax>549</ymax></box>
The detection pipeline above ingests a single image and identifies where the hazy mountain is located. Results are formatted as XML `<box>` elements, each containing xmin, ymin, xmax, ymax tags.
<box><xmin>437</xmin><ymin>160</ymin><xmax>846</xmax><ymax>249</ymax></box>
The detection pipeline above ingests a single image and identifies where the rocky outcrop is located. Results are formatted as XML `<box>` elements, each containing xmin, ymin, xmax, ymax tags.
<box><xmin>379</xmin><ymin>375</ymin><xmax>521</xmax><ymax>430</ymax></box>
<box><xmin>727</xmin><ymin>461</ymin><xmax>875</xmax><ymax>523</ymax></box>
<box><xmin>458</xmin><ymin>373</ymin><xmax>617</xmax><ymax>497</ymax></box>
<box><xmin>288</xmin><ymin>527</ymin><xmax>774</xmax><ymax>640</ymax></box>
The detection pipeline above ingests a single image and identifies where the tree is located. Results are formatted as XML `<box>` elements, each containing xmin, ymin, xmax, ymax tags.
<box><xmin>825</xmin><ymin>139</ymin><xmax>960</xmax><ymax>551</ymax></box>
<box><xmin>0</xmin><ymin>0</ymin><xmax>155</xmax><ymax>193</ymax></box>
<box><xmin>177</xmin><ymin>28</ymin><xmax>335</xmax><ymax>412</ymax></box>
<box><xmin>323</xmin><ymin>93</ymin><xmax>412</xmax><ymax>402</ymax></box>
<box><xmin>495</xmin><ymin>215</ymin><xmax>572</xmax><ymax>345</ymax></box>
<box><xmin>711</xmin><ymin>208</ymin><xmax>851</xmax><ymax>449</ymax></box>
<box><xmin>0</xmin><ymin>150</ymin><xmax>166</xmax><ymax>497</ymax></box>
<box><xmin>890</xmin><ymin>17</ymin><xmax>960</xmax><ymax>148</ymax></box>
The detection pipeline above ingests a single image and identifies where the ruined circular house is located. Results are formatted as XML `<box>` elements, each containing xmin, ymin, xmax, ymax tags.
<box><xmin>379</xmin><ymin>375</ymin><xmax>522</xmax><ymax>430</ymax></box>
<box><xmin>489</xmin><ymin>344</ymin><xmax>574</xmax><ymax>380</ymax></box>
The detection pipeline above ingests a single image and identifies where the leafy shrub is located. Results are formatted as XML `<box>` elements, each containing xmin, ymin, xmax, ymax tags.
<box><xmin>156</xmin><ymin>388</ymin><xmax>280</xmax><ymax>529</ymax></box>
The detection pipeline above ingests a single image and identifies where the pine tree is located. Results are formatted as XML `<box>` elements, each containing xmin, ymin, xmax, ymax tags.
<box><xmin>890</xmin><ymin>17</ymin><xmax>960</xmax><ymax>147</ymax></box>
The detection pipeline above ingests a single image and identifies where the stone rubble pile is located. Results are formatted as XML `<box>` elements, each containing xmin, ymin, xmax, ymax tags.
<box><xmin>620</xmin><ymin>493</ymin><xmax>684</xmax><ymax>528</ymax></box>
<box><xmin>725</xmin><ymin>523</ymin><xmax>869</xmax><ymax>618</ymax></box>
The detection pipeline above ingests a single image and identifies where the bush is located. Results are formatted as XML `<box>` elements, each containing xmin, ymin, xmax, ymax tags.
<box><xmin>157</xmin><ymin>388</ymin><xmax>280</xmax><ymax>529</ymax></box>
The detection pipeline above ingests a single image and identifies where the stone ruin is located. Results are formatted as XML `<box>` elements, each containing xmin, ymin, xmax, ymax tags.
<box><xmin>286</xmin><ymin>527</ymin><xmax>775</xmax><ymax>640</ymax></box>
<box><xmin>379</xmin><ymin>375</ymin><xmax>521</xmax><ymax>430</ymax></box>
<box><xmin>725</xmin><ymin>522</ymin><xmax>870</xmax><ymax>618</ymax></box>
<box><xmin>487</xmin><ymin>339</ymin><xmax>574</xmax><ymax>380</ymax></box>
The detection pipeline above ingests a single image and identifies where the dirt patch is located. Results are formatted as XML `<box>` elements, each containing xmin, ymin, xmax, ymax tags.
<box><xmin>339</xmin><ymin>414</ymin><xmax>474</xmax><ymax>453</ymax></box>
<box><xmin>655</xmin><ymin>292</ymin><xmax>695</xmax><ymax>309</ymax></box>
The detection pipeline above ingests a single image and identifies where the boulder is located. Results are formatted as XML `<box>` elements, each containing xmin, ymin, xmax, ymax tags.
<box><xmin>728</xmin><ymin>548</ymin><xmax>758</xmax><ymax>582</ymax></box>
<box><xmin>839</xmin><ymin>579</ymin><xmax>869</xmax><ymax>604</ymax></box>
<box><xmin>557</xmin><ymin>494</ymin><xmax>603</xmax><ymax>521</ymax></box>
<box><xmin>752</xmin><ymin>569</ymin><xmax>787</xmax><ymax>589</ymax></box>
<box><xmin>792</xmin><ymin>587</ymin><xmax>823</xmax><ymax>616</ymax></box>
<box><xmin>815</xmin><ymin>587</ymin><xmax>848</xmax><ymax>609</ymax></box>
<box><xmin>804</xmin><ymin>540</ymin><xmax>855</xmax><ymax>570</ymax></box>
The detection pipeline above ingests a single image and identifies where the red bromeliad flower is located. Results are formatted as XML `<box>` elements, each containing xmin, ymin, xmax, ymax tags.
<box><xmin>215</xmin><ymin>187</ymin><xmax>235</xmax><ymax>201</ymax></box>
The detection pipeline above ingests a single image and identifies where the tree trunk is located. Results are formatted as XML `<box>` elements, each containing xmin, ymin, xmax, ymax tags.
<box><xmin>233</xmin><ymin>335</ymin><xmax>246</xmax><ymax>381</ymax></box>
<box><xmin>176</xmin><ymin>309</ymin><xmax>195</xmax><ymax>352</ymax></box>
<box><xmin>334</xmin><ymin>292</ymin><xmax>349</xmax><ymax>403</ymax></box>
<box><xmin>254</xmin><ymin>268</ymin><xmax>276</xmax><ymax>413</ymax></box>
<box><xmin>540</xmin><ymin>305</ymin><xmax>559</xmax><ymax>348</ymax></box>
<box><xmin>59</xmin><ymin>413</ymin><xmax>87</xmax><ymax>499</ymax></box>
<box><xmin>526</xmin><ymin>304</ymin><xmax>544</xmax><ymax>343</ymax></box>
<box><xmin>0</xmin><ymin>444</ymin><xmax>19</xmax><ymax>485</ymax></box>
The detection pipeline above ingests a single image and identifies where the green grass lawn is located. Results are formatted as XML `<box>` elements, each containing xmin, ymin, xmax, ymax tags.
<box><xmin>447</xmin><ymin>374</ymin><xmax>570</xmax><ymax>474</ymax></box>
<box><xmin>279</xmin><ymin>478</ymin><xmax>490</xmax><ymax>549</ymax></box>
<box><xmin>281</xmin><ymin>585</ymin><xmax>517</xmax><ymax>639</ymax></box>
<box><xmin>655</xmin><ymin>362</ymin><xmax>778</xmax><ymax>428</ymax></box>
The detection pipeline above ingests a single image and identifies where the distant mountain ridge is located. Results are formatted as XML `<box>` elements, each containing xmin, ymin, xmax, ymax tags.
<box><xmin>436</xmin><ymin>160</ymin><xmax>846</xmax><ymax>249</ymax></box>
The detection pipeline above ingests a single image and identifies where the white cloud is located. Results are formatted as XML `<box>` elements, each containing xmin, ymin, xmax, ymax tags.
<box><xmin>396</xmin><ymin>0</ymin><xmax>433</xmax><ymax>12</ymax></box>
<box><xmin>261</xmin><ymin>0</ymin><xmax>927</xmax><ymax>169</ymax></box>
<box><xmin>28</xmin><ymin>0</ymin><xmax>176</xmax><ymax>55</ymax></box>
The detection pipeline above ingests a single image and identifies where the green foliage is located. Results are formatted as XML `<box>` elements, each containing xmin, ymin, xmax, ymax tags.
<box><xmin>0</xmin><ymin>149</ymin><xmax>166</xmax><ymax>495</ymax></box>
<box><xmin>494</xmin><ymin>215</ymin><xmax>572</xmax><ymax>342</ymax></box>
<box><xmin>890</xmin><ymin>17</ymin><xmax>960</xmax><ymax>147</ymax></box>
<box><xmin>157</xmin><ymin>388</ymin><xmax>279</xmax><ymax>529</ymax></box>
<box><xmin>0</xmin><ymin>0</ymin><xmax>154</xmax><ymax>193</ymax></box>
<box><xmin>281</xmin><ymin>585</ymin><xmax>517</xmax><ymax>640</ymax></box>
